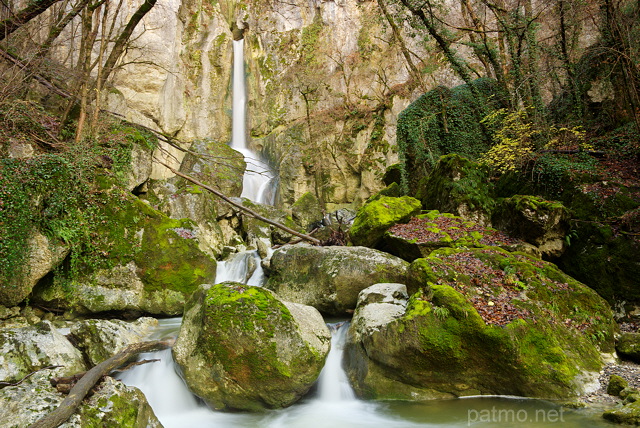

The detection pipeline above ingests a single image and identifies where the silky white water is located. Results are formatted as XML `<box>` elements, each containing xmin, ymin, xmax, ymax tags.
<box><xmin>231</xmin><ymin>38</ymin><xmax>276</xmax><ymax>205</ymax></box>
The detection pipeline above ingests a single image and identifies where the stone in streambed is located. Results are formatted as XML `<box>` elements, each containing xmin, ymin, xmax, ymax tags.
<box><xmin>172</xmin><ymin>282</ymin><xmax>330</xmax><ymax>411</ymax></box>
<box><xmin>265</xmin><ymin>244</ymin><xmax>409</xmax><ymax>316</ymax></box>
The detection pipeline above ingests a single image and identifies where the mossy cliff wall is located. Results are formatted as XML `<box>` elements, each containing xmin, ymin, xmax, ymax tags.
<box><xmin>97</xmin><ymin>0</ymin><xmax>459</xmax><ymax>206</ymax></box>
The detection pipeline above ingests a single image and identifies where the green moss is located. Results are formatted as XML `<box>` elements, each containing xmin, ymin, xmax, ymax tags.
<box><xmin>388</xmin><ymin>247</ymin><xmax>615</xmax><ymax>397</ymax></box>
<box><xmin>349</xmin><ymin>195</ymin><xmax>422</xmax><ymax>247</ymax></box>
<box><xmin>300</xmin><ymin>13</ymin><xmax>323</xmax><ymax>66</ymax></box>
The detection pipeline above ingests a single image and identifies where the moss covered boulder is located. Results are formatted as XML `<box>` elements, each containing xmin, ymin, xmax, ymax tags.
<box><xmin>344</xmin><ymin>247</ymin><xmax>615</xmax><ymax>400</ymax></box>
<box><xmin>0</xmin><ymin>371</ymin><xmax>161</xmax><ymax>427</ymax></box>
<box><xmin>616</xmin><ymin>333</ymin><xmax>640</xmax><ymax>363</ymax></box>
<box><xmin>146</xmin><ymin>139</ymin><xmax>245</xmax><ymax>257</ymax></box>
<box><xmin>32</xmin><ymin>187</ymin><xmax>217</xmax><ymax>316</ymax></box>
<box><xmin>291</xmin><ymin>192</ymin><xmax>323</xmax><ymax>231</ymax></box>
<box><xmin>603</xmin><ymin>400</ymin><xmax>640</xmax><ymax>425</ymax></box>
<box><xmin>172</xmin><ymin>282</ymin><xmax>331</xmax><ymax>411</ymax></box>
<box><xmin>0</xmin><ymin>231</ymin><xmax>69</xmax><ymax>307</ymax></box>
<box><xmin>265</xmin><ymin>244</ymin><xmax>409</xmax><ymax>316</ymax></box>
<box><xmin>380</xmin><ymin>210</ymin><xmax>532</xmax><ymax>262</ymax></box>
<box><xmin>492</xmin><ymin>195</ymin><xmax>570</xmax><ymax>258</ymax></box>
<box><xmin>349</xmin><ymin>195</ymin><xmax>421</xmax><ymax>248</ymax></box>
<box><xmin>415</xmin><ymin>154</ymin><xmax>495</xmax><ymax>226</ymax></box>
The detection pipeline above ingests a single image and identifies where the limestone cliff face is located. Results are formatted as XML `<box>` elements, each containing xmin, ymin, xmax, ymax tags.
<box><xmin>105</xmin><ymin>0</ymin><xmax>455</xmax><ymax>204</ymax></box>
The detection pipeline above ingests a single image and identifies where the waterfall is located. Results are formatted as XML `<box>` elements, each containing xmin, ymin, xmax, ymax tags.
<box><xmin>216</xmin><ymin>250</ymin><xmax>265</xmax><ymax>286</ymax></box>
<box><xmin>316</xmin><ymin>322</ymin><xmax>356</xmax><ymax>402</ymax></box>
<box><xmin>231</xmin><ymin>38</ymin><xmax>276</xmax><ymax>205</ymax></box>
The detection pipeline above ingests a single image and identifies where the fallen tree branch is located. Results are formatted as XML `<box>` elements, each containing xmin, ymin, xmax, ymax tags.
<box><xmin>0</xmin><ymin>365</ymin><xmax>62</xmax><ymax>388</ymax></box>
<box><xmin>156</xmin><ymin>159</ymin><xmax>321</xmax><ymax>246</ymax></box>
<box><xmin>29</xmin><ymin>339</ymin><xmax>172</xmax><ymax>428</ymax></box>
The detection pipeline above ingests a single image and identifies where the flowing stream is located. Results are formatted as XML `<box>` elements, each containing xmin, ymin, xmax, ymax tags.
<box><xmin>118</xmin><ymin>257</ymin><xmax>613</xmax><ymax>428</ymax></box>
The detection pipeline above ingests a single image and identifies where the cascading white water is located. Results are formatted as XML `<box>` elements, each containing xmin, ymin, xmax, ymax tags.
<box><xmin>216</xmin><ymin>250</ymin><xmax>265</xmax><ymax>286</ymax></box>
<box><xmin>231</xmin><ymin>38</ymin><xmax>276</xmax><ymax>205</ymax></box>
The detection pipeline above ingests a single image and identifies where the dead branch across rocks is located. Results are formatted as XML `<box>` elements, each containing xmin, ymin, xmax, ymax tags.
<box><xmin>29</xmin><ymin>339</ymin><xmax>172</xmax><ymax>428</ymax></box>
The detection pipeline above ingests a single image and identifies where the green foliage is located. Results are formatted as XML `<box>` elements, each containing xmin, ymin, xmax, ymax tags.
<box><xmin>479</xmin><ymin>108</ymin><xmax>537</xmax><ymax>174</ymax></box>
<box><xmin>397</xmin><ymin>78</ymin><xmax>505</xmax><ymax>192</ymax></box>
<box><xmin>300</xmin><ymin>14</ymin><xmax>323</xmax><ymax>66</ymax></box>
<box><xmin>0</xmin><ymin>109</ymin><xmax>157</xmax><ymax>291</ymax></box>
<box><xmin>432</xmin><ymin>305</ymin><xmax>450</xmax><ymax>321</ymax></box>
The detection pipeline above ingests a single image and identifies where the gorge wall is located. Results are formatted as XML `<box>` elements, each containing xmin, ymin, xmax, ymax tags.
<box><xmin>102</xmin><ymin>0</ymin><xmax>465</xmax><ymax>209</ymax></box>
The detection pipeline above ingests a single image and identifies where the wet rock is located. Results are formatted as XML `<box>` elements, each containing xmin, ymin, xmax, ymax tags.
<box><xmin>0</xmin><ymin>321</ymin><xmax>86</xmax><ymax>384</ymax></box>
<box><xmin>70</xmin><ymin>317</ymin><xmax>159</xmax><ymax>365</ymax></box>
<box><xmin>603</xmin><ymin>400</ymin><xmax>640</xmax><ymax>425</ymax></box>
<box><xmin>265</xmin><ymin>244</ymin><xmax>409</xmax><ymax>316</ymax></box>
<box><xmin>0</xmin><ymin>370</ymin><xmax>161</xmax><ymax>427</ymax></box>
<box><xmin>173</xmin><ymin>282</ymin><xmax>331</xmax><ymax>411</ymax></box>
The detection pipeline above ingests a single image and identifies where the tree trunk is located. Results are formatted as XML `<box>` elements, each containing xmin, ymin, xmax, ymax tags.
<box><xmin>0</xmin><ymin>0</ymin><xmax>62</xmax><ymax>41</ymax></box>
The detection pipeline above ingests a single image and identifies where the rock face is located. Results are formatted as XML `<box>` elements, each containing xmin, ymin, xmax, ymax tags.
<box><xmin>0</xmin><ymin>371</ymin><xmax>161</xmax><ymax>428</ymax></box>
<box><xmin>349</xmin><ymin>195</ymin><xmax>422</xmax><ymax>248</ymax></box>
<box><xmin>32</xmin><ymin>187</ymin><xmax>217</xmax><ymax>316</ymax></box>
<box><xmin>0</xmin><ymin>321</ymin><xmax>86</xmax><ymax>384</ymax></box>
<box><xmin>93</xmin><ymin>0</ymin><xmax>446</xmax><ymax>204</ymax></box>
<box><xmin>0</xmin><ymin>232</ymin><xmax>69</xmax><ymax>307</ymax></box>
<box><xmin>492</xmin><ymin>195</ymin><xmax>570</xmax><ymax>258</ymax></box>
<box><xmin>70</xmin><ymin>317</ymin><xmax>159</xmax><ymax>365</ymax></box>
<box><xmin>344</xmin><ymin>247</ymin><xmax>615</xmax><ymax>400</ymax></box>
<box><xmin>173</xmin><ymin>282</ymin><xmax>331</xmax><ymax>411</ymax></box>
<box><xmin>265</xmin><ymin>244</ymin><xmax>409</xmax><ymax>315</ymax></box>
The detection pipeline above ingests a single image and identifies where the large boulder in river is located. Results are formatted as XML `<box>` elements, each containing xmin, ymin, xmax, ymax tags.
<box><xmin>265</xmin><ymin>244</ymin><xmax>409</xmax><ymax>316</ymax></box>
<box><xmin>0</xmin><ymin>321</ymin><xmax>86</xmax><ymax>384</ymax></box>
<box><xmin>349</xmin><ymin>195</ymin><xmax>421</xmax><ymax>247</ymax></box>
<box><xmin>344</xmin><ymin>247</ymin><xmax>616</xmax><ymax>400</ymax></box>
<box><xmin>173</xmin><ymin>282</ymin><xmax>331</xmax><ymax>411</ymax></box>
<box><xmin>0</xmin><ymin>371</ymin><xmax>161</xmax><ymax>427</ymax></box>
